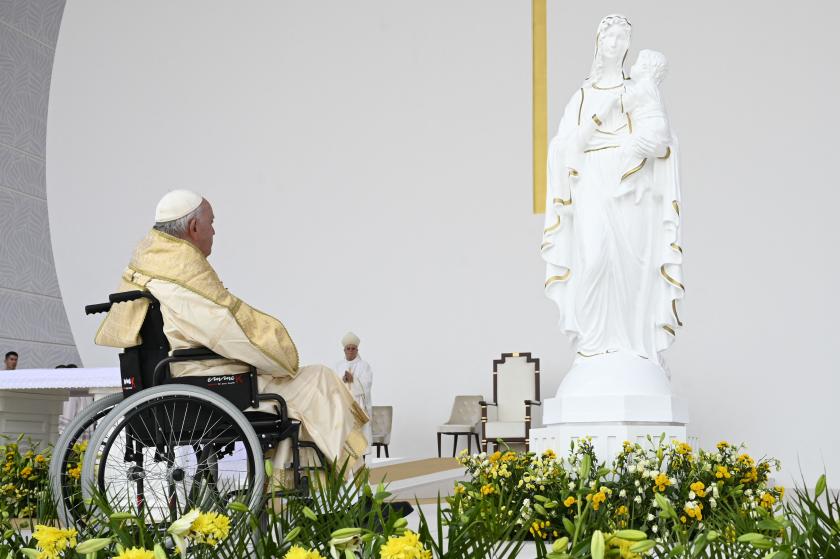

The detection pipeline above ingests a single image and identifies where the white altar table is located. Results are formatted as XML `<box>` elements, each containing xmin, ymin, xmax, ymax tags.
<box><xmin>0</xmin><ymin>367</ymin><xmax>120</xmax><ymax>447</ymax></box>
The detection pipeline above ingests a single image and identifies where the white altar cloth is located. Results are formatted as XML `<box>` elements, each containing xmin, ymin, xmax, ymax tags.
<box><xmin>0</xmin><ymin>367</ymin><xmax>120</xmax><ymax>390</ymax></box>
<box><xmin>0</xmin><ymin>367</ymin><xmax>121</xmax><ymax>447</ymax></box>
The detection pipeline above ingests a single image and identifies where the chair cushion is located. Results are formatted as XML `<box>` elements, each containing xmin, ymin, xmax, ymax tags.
<box><xmin>437</xmin><ymin>424</ymin><xmax>476</xmax><ymax>433</ymax></box>
<box><xmin>485</xmin><ymin>421</ymin><xmax>525</xmax><ymax>439</ymax></box>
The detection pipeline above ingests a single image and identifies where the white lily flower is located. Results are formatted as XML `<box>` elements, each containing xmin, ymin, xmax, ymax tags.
<box><xmin>168</xmin><ymin>509</ymin><xmax>200</xmax><ymax>536</ymax></box>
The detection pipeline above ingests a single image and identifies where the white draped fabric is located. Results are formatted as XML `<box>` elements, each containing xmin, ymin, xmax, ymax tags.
<box><xmin>335</xmin><ymin>357</ymin><xmax>373</xmax><ymax>453</ymax></box>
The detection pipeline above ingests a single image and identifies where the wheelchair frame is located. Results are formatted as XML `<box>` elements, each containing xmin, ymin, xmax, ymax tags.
<box><xmin>52</xmin><ymin>290</ymin><xmax>325</xmax><ymax>528</ymax></box>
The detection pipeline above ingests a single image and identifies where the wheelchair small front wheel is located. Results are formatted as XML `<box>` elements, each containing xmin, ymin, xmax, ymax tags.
<box><xmin>81</xmin><ymin>385</ymin><xmax>265</xmax><ymax>527</ymax></box>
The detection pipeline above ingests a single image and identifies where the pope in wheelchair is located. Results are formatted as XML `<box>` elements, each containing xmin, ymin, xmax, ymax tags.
<box><xmin>53</xmin><ymin>190</ymin><xmax>369</xmax><ymax>526</ymax></box>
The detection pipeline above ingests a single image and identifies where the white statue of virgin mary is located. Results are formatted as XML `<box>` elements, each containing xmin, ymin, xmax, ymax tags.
<box><xmin>541</xmin><ymin>14</ymin><xmax>684</xmax><ymax>368</ymax></box>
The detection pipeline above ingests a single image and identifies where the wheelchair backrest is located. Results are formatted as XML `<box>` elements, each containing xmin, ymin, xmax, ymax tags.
<box><xmin>118</xmin><ymin>296</ymin><xmax>170</xmax><ymax>398</ymax></box>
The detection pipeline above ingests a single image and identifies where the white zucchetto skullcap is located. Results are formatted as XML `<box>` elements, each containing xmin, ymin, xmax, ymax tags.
<box><xmin>341</xmin><ymin>332</ymin><xmax>360</xmax><ymax>347</ymax></box>
<box><xmin>155</xmin><ymin>189</ymin><xmax>204</xmax><ymax>223</ymax></box>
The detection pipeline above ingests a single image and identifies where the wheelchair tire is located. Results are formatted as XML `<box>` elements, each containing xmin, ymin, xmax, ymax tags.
<box><xmin>81</xmin><ymin>384</ymin><xmax>265</xmax><ymax>525</ymax></box>
<box><xmin>50</xmin><ymin>392</ymin><xmax>124</xmax><ymax>529</ymax></box>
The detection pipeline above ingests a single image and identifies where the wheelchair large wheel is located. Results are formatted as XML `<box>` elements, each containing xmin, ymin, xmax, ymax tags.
<box><xmin>50</xmin><ymin>392</ymin><xmax>124</xmax><ymax>528</ymax></box>
<box><xmin>81</xmin><ymin>385</ymin><xmax>265</xmax><ymax>526</ymax></box>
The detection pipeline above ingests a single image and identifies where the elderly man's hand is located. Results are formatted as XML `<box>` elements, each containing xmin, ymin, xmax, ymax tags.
<box><xmin>343</xmin><ymin>370</ymin><xmax>354</xmax><ymax>383</ymax></box>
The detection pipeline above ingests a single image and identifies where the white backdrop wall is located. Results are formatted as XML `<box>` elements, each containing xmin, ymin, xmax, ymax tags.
<box><xmin>47</xmin><ymin>1</ymin><xmax>839</xmax><ymax>485</ymax></box>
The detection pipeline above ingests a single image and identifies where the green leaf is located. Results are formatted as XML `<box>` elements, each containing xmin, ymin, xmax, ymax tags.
<box><xmin>20</xmin><ymin>550</ymin><xmax>39</xmax><ymax>559</ymax></box>
<box><xmin>534</xmin><ymin>503</ymin><xmax>548</xmax><ymax>516</ymax></box>
<box><xmin>629</xmin><ymin>540</ymin><xmax>656</xmax><ymax>553</ymax></box>
<box><xmin>154</xmin><ymin>544</ymin><xmax>168</xmax><ymax>559</ymax></box>
<box><xmin>738</xmin><ymin>533</ymin><xmax>771</xmax><ymax>544</ymax></box>
<box><xmin>562</xmin><ymin>517</ymin><xmax>575</xmax><ymax>535</ymax></box>
<box><xmin>613</xmin><ymin>529</ymin><xmax>646</xmax><ymax>541</ymax></box>
<box><xmin>283</xmin><ymin>526</ymin><xmax>301</xmax><ymax>543</ymax></box>
<box><xmin>75</xmin><ymin>538</ymin><xmax>113</xmax><ymax>553</ymax></box>
<box><xmin>591</xmin><ymin>530</ymin><xmax>605</xmax><ymax>559</ymax></box>
<box><xmin>302</xmin><ymin>506</ymin><xmax>318</xmax><ymax>521</ymax></box>
<box><xmin>580</xmin><ymin>455</ymin><xmax>592</xmax><ymax>480</ymax></box>
<box><xmin>815</xmin><ymin>474</ymin><xmax>827</xmax><ymax>498</ymax></box>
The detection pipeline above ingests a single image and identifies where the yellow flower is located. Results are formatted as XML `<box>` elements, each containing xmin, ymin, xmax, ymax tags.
<box><xmin>502</xmin><ymin>451</ymin><xmax>517</xmax><ymax>462</ymax></box>
<box><xmin>284</xmin><ymin>546</ymin><xmax>325</xmax><ymax>559</ymax></box>
<box><xmin>454</xmin><ymin>485</ymin><xmax>465</xmax><ymax>495</ymax></box>
<box><xmin>67</xmin><ymin>464</ymin><xmax>82</xmax><ymax>479</ymax></box>
<box><xmin>777</xmin><ymin>486</ymin><xmax>785</xmax><ymax>499</ymax></box>
<box><xmin>654</xmin><ymin>473</ymin><xmax>671</xmax><ymax>492</ymax></box>
<box><xmin>488</xmin><ymin>451</ymin><xmax>502</xmax><ymax>464</ymax></box>
<box><xmin>563</xmin><ymin>496</ymin><xmax>576</xmax><ymax>507</ymax></box>
<box><xmin>34</xmin><ymin>454</ymin><xmax>46</xmax><ymax>463</ymax></box>
<box><xmin>741</xmin><ymin>467</ymin><xmax>758</xmax><ymax>484</ymax></box>
<box><xmin>737</xmin><ymin>453</ymin><xmax>755</xmax><ymax>467</ymax></box>
<box><xmin>380</xmin><ymin>530</ymin><xmax>431</xmax><ymax>559</ymax></box>
<box><xmin>689</xmin><ymin>481</ymin><xmax>706</xmax><ymax>498</ymax></box>
<box><xmin>760</xmin><ymin>493</ymin><xmax>777</xmax><ymax>510</ymax></box>
<box><xmin>542</xmin><ymin>449</ymin><xmax>557</xmax><ymax>461</ymax></box>
<box><xmin>715</xmin><ymin>466</ymin><xmax>731</xmax><ymax>480</ymax></box>
<box><xmin>683</xmin><ymin>502</ymin><xmax>703</xmax><ymax>521</ymax></box>
<box><xmin>32</xmin><ymin>525</ymin><xmax>78</xmax><ymax>559</ymax></box>
<box><xmin>591</xmin><ymin>490</ymin><xmax>607</xmax><ymax>511</ymax></box>
<box><xmin>716</xmin><ymin>441</ymin><xmax>730</xmax><ymax>451</ymax></box>
<box><xmin>113</xmin><ymin>547</ymin><xmax>155</xmax><ymax>559</ymax></box>
<box><xmin>616</xmin><ymin>505</ymin><xmax>628</xmax><ymax>516</ymax></box>
<box><xmin>190</xmin><ymin>511</ymin><xmax>231</xmax><ymax>546</ymax></box>
<box><xmin>20</xmin><ymin>466</ymin><xmax>32</xmax><ymax>477</ymax></box>
<box><xmin>480</xmin><ymin>484</ymin><xmax>495</xmax><ymax>496</ymax></box>
<box><xmin>674</xmin><ymin>441</ymin><xmax>692</xmax><ymax>455</ymax></box>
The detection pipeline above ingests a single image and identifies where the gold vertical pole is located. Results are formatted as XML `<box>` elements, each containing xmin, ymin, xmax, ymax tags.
<box><xmin>532</xmin><ymin>0</ymin><xmax>548</xmax><ymax>214</ymax></box>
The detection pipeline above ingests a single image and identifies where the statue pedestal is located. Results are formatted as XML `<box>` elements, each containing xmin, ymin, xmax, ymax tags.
<box><xmin>530</xmin><ymin>351</ymin><xmax>691</xmax><ymax>457</ymax></box>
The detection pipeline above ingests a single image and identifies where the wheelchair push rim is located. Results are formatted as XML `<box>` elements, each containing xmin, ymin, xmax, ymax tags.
<box><xmin>81</xmin><ymin>384</ymin><xmax>265</xmax><ymax>526</ymax></box>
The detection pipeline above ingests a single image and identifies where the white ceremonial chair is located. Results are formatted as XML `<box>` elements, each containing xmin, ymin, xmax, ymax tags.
<box><xmin>371</xmin><ymin>405</ymin><xmax>393</xmax><ymax>458</ymax></box>
<box><xmin>480</xmin><ymin>353</ymin><xmax>542</xmax><ymax>453</ymax></box>
<box><xmin>436</xmin><ymin>395</ymin><xmax>483</xmax><ymax>457</ymax></box>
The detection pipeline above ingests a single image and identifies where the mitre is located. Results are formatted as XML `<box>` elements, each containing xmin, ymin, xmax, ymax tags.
<box><xmin>341</xmin><ymin>332</ymin><xmax>361</xmax><ymax>347</ymax></box>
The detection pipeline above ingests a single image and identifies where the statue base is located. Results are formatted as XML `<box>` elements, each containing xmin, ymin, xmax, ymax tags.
<box><xmin>531</xmin><ymin>350</ymin><xmax>691</xmax><ymax>458</ymax></box>
<box><xmin>530</xmin><ymin>423</ymin><xmax>695</xmax><ymax>457</ymax></box>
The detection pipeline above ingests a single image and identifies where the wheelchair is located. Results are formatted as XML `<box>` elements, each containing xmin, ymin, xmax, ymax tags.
<box><xmin>51</xmin><ymin>290</ymin><xmax>325</xmax><ymax>529</ymax></box>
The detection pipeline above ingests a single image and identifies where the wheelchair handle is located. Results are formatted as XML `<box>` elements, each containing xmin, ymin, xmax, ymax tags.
<box><xmin>85</xmin><ymin>302</ymin><xmax>113</xmax><ymax>315</ymax></box>
<box><xmin>109</xmin><ymin>290</ymin><xmax>155</xmax><ymax>304</ymax></box>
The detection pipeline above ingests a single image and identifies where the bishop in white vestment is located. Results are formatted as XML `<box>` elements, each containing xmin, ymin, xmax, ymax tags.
<box><xmin>335</xmin><ymin>332</ymin><xmax>373</xmax><ymax>455</ymax></box>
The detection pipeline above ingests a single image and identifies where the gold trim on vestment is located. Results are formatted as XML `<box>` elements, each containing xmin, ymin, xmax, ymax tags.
<box><xmin>659</xmin><ymin>146</ymin><xmax>672</xmax><ymax>160</ymax></box>
<box><xmin>553</xmin><ymin>197</ymin><xmax>572</xmax><ymax>206</ymax></box>
<box><xmin>98</xmin><ymin>230</ymin><xmax>300</xmax><ymax>375</ymax></box>
<box><xmin>544</xmin><ymin>217</ymin><xmax>561</xmax><ymax>234</ymax></box>
<box><xmin>532</xmin><ymin>0</ymin><xmax>548</xmax><ymax>214</ymax></box>
<box><xmin>545</xmin><ymin>271</ymin><xmax>571</xmax><ymax>286</ymax></box>
<box><xmin>591</xmin><ymin>82</ymin><xmax>624</xmax><ymax>90</ymax></box>
<box><xmin>670</xmin><ymin>242</ymin><xmax>683</xmax><ymax>254</ymax></box>
<box><xmin>569</xmin><ymin>168</ymin><xmax>579</xmax><ymax>176</ymax></box>
<box><xmin>540</xmin><ymin>241</ymin><xmax>553</xmax><ymax>252</ymax></box>
<box><xmin>672</xmin><ymin>200</ymin><xmax>681</xmax><ymax>216</ymax></box>
<box><xmin>627</xmin><ymin>112</ymin><xmax>633</xmax><ymax>134</ymax></box>
<box><xmin>662</xmin><ymin>325</ymin><xmax>676</xmax><ymax>336</ymax></box>
<box><xmin>621</xmin><ymin>159</ymin><xmax>647</xmax><ymax>181</ymax></box>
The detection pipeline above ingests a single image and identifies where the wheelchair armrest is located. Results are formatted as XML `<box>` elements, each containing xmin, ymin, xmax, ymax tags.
<box><xmin>85</xmin><ymin>302</ymin><xmax>112</xmax><ymax>315</ymax></box>
<box><xmin>152</xmin><ymin>348</ymin><xmax>234</xmax><ymax>386</ymax></box>
<box><xmin>171</xmin><ymin>347</ymin><xmax>225</xmax><ymax>359</ymax></box>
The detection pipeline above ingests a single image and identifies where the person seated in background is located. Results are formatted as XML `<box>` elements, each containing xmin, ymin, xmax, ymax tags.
<box><xmin>335</xmin><ymin>332</ymin><xmax>373</xmax><ymax>457</ymax></box>
<box><xmin>4</xmin><ymin>351</ymin><xmax>18</xmax><ymax>370</ymax></box>
<box><xmin>95</xmin><ymin>189</ymin><xmax>369</xmax><ymax>480</ymax></box>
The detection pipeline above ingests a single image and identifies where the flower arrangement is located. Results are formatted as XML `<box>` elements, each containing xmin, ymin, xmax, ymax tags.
<box><xmin>0</xmin><ymin>435</ymin><xmax>51</xmax><ymax>519</ymax></box>
<box><xmin>452</xmin><ymin>436</ymin><xmax>788</xmax><ymax>557</ymax></box>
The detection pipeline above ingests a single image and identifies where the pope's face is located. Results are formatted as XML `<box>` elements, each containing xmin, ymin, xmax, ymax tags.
<box><xmin>344</xmin><ymin>345</ymin><xmax>358</xmax><ymax>361</ymax></box>
<box><xmin>599</xmin><ymin>25</ymin><xmax>630</xmax><ymax>62</ymax></box>
<box><xmin>189</xmin><ymin>200</ymin><xmax>215</xmax><ymax>257</ymax></box>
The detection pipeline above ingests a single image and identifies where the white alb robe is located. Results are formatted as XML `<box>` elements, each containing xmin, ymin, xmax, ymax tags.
<box><xmin>334</xmin><ymin>357</ymin><xmax>373</xmax><ymax>453</ymax></box>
